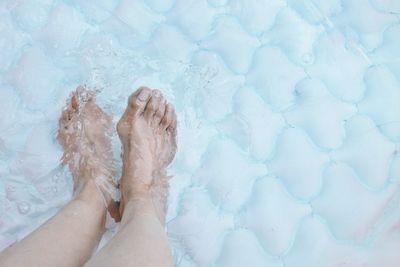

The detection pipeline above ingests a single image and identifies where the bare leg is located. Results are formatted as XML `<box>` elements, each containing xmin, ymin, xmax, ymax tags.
<box><xmin>0</xmin><ymin>88</ymin><xmax>118</xmax><ymax>267</ymax></box>
<box><xmin>86</xmin><ymin>87</ymin><xmax>177</xmax><ymax>267</ymax></box>
<box><xmin>0</xmin><ymin>183</ymin><xmax>106</xmax><ymax>267</ymax></box>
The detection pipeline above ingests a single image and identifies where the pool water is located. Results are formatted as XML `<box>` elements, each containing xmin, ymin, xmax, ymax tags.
<box><xmin>1</xmin><ymin>0</ymin><xmax>400</xmax><ymax>266</ymax></box>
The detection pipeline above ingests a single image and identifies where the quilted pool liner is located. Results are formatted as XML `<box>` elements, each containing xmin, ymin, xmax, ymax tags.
<box><xmin>0</xmin><ymin>0</ymin><xmax>400</xmax><ymax>266</ymax></box>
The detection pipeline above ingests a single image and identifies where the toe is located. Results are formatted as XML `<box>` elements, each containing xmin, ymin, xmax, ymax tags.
<box><xmin>144</xmin><ymin>89</ymin><xmax>162</xmax><ymax>121</ymax></box>
<box><xmin>60</xmin><ymin>94</ymin><xmax>78</xmax><ymax>128</ymax></box>
<box><xmin>167</xmin><ymin>111</ymin><xmax>177</xmax><ymax>134</ymax></box>
<box><xmin>154</xmin><ymin>97</ymin><xmax>166</xmax><ymax>125</ymax></box>
<box><xmin>70</xmin><ymin>94</ymin><xmax>79</xmax><ymax>111</ymax></box>
<box><xmin>126</xmin><ymin>87</ymin><xmax>152</xmax><ymax>116</ymax></box>
<box><xmin>160</xmin><ymin>103</ymin><xmax>174</xmax><ymax>130</ymax></box>
<box><xmin>59</xmin><ymin>113</ymin><xmax>70</xmax><ymax>134</ymax></box>
<box><xmin>67</xmin><ymin>109</ymin><xmax>74</xmax><ymax>121</ymax></box>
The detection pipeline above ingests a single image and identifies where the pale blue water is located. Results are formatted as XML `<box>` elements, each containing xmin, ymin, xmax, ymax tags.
<box><xmin>0</xmin><ymin>0</ymin><xmax>400</xmax><ymax>266</ymax></box>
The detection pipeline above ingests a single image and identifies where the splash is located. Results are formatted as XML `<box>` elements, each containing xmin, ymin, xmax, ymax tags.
<box><xmin>58</xmin><ymin>86</ymin><xmax>120</xmax><ymax>208</ymax></box>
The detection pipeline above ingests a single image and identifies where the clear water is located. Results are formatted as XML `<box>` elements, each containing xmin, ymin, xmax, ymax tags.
<box><xmin>1</xmin><ymin>0</ymin><xmax>400</xmax><ymax>266</ymax></box>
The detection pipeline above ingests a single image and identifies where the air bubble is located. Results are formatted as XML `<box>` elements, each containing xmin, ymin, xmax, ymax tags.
<box><xmin>302</xmin><ymin>53</ymin><xmax>314</xmax><ymax>65</ymax></box>
<box><xmin>17</xmin><ymin>201</ymin><xmax>31</xmax><ymax>214</ymax></box>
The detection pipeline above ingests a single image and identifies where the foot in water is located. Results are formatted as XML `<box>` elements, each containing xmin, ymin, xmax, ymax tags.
<box><xmin>57</xmin><ymin>87</ymin><xmax>120</xmax><ymax>221</ymax></box>
<box><xmin>117</xmin><ymin>87</ymin><xmax>177</xmax><ymax>224</ymax></box>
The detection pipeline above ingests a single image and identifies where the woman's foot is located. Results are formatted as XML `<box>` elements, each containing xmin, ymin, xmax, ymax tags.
<box><xmin>57</xmin><ymin>87</ymin><xmax>120</xmax><ymax>221</ymax></box>
<box><xmin>117</xmin><ymin>87</ymin><xmax>177</xmax><ymax>223</ymax></box>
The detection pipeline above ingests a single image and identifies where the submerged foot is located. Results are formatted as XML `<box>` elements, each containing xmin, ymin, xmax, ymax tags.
<box><xmin>57</xmin><ymin>87</ymin><xmax>120</xmax><ymax>221</ymax></box>
<box><xmin>117</xmin><ymin>87</ymin><xmax>177</xmax><ymax>223</ymax></box>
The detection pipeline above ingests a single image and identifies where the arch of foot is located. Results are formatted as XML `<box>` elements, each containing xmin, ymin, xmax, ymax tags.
<box><xmin>2</xmin><ymin>0</ymin><xmax>400</xmax><ymax>266</ymax></box>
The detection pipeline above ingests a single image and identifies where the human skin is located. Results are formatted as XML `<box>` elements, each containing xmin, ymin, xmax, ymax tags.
<box><xmin>0</xmin><ymin>182</ymin><xmax>109</xmax><ymax>267</ymax></box>
<box><xmin>85</xmin><ymin>87</ymin><xmax>176</xmax><ymax>267</ymax></box>
<box><xmin>0</xmin><ymin>86</ymin><xmax>177</xmax><ymax>267</ymax></box>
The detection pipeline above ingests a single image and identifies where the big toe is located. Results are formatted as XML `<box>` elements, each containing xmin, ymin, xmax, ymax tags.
<box><xmin>126</xmin><ymin>87</ymin><xmax>152</xmax><ymax>116</ymax></box>
<box><xmin>59</xmin><ymin>94</ymin><xmax>78</xmax><ymax>132</ymax></box>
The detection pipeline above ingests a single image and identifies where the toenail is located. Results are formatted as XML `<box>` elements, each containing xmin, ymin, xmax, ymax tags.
<box><xmin>138</xmin><ymin>89</ymin><xmax>150</xmax><ymax>101</ymax></box>
<box><xmin>153</xmin><ymin>89</ymin><xmax>161</xmax><ymax>97</ymax></box>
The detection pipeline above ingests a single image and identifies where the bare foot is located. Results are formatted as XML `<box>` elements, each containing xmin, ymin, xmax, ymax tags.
<box><xmin>117</xmin><ymin>87</ymin><xmax>177</xmax><ymax>223</ymax></box>
<box><xmin>58</xmin><ymin>87</ymin><xmax>120</xmax><ymax>221</ymax></box>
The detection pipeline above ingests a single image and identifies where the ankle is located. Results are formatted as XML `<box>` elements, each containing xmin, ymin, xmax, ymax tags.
<box><xmin>120</xmin><ymin>196</ymin><xmax>159</xmax><ymax>225</ymax></box>
<box><xmin>119</xmin><ymin>182</ymin><xmax>151</xmax><ymax>213</ymax></box>
<box><xmin>120</xmin><ymin>173</ymin><xmax>153</xmax><ymax>199</ymax></box>
<box><xmin>74</xmin><ymin>180</ymin><xmax>108</xmax><ymax>211</ymax></box>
